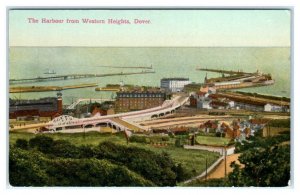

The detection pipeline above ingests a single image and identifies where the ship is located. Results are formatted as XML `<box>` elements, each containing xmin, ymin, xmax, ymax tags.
<box><xmin>44</xmin><ymin>69</ymin><xmax>56</xmax><ymax>74</ymax></box>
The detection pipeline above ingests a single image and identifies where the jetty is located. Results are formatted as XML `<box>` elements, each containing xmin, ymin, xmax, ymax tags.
<box><xmin>195</xmin><ymin>68</ymin><xmax>274</xmax><ymax>90</ymax></box>
<box><xmin>97</xmin><ymin>65</ymin><xmax>153</xmax><ymax>69</ymax></box>
<box><xmin>196</xmin><ymin>68</ymin><xmax>251</xmax><ymax>75</ymax></box>
<box><xmin>95</xmin><ymin>87</ymin><xmax>120</xmax><ymax>92</ymax></box>
<box><xmin>10</xmin><ymin>83</ymin><xmax>98</xmax><ymax>93</ymax></box>
<box><xmin>9</xmin><ymin>70</ymin><xmax>155</xmax><ymax>84</ymax></box>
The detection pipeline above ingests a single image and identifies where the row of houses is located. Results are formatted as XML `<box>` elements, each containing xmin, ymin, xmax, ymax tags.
<box><xmin>151</xmin><ymin>118</ymin><xmax>268</xmax><ymax>142</ymax></box>
<box><xmin>199</xmin><ymin>118</ymin><xmax>268</xmax><ymax>141</ymax></box>
<box><xmin>189</xmin><ymin>87</ymin><xmax>289</xmax><ymax>112</ymax></box>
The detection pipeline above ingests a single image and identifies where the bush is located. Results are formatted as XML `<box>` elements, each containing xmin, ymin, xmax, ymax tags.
<box><xmin>9</xmin><ymin>147</ymin><xmax>50</xmax><ymax>186</ymax></box>
<box><xmin>268</xmin><ymin>119</ymin><xmax>290</xmax><ymax>128</ymax></box>
<box><xmin>162</xmin><ymin>136</ymin><xmax>170</xmax><ymax>141</ymax></box>
<box><xmin>168</xmin><ymin>132</ymin><xmax>175</xmax><ymax>138</ymax></box>
<box><xmin>234</xmin><ymin>133</ymin><xmax>290</xmax><ymax>153</ymax></box>
<box><xmin>185</xmin><ymin>178</ymin><xmax>230</xmax><ymax>187</ymax></box>
<box><xmin>10</xmin><ymin>136</ymin><xmax>188</xmax><ymax>186</ymax></box>
<box><xmin>175</xmin><ymin>163</ymin><xmax>190</xmax><ymax>181</ymax></box>
<box><xmin>29</xmin><ymin>135</ymin><xmax>54</xmax><ymax>153</ymax></box>
<box><xmin>78</xmin><ymin>145</ymin><xmax>95</xmax><ymax>158</ymax></box>
<box><xmin>95</xmin><ymin>141</ymin><xmax>177</xmax><ymax>186</ymax></box>
<box><xmin>129</xmin><ymin>135</ymin><xmax>147</xmax><ymax>143</ymax></box>
<box><xmin>229</xmin><ymin>145</ymin><xmax>290</xmax><ymax>186</ymax></box>
<box><xmin>175</xmin><ymin>139</ymin><xmax>182</xmax><ymax>147</ymax></box>
<box><xmin>47</xmin><ymin>158</ymin><xmax>153</xmax><ymax>186</ymax></box>
<box><xmin>50</xmin><ymin>140</ymin><xmax>81</xmax><ymax>158</ymax></box>
<box><xmin>9</xmin><ymin>147</ymin><xmax>153</xmax><ymax>186</ymax></box>
<box><xmin>15</xmin><ymin>139</ymin><xmax>28</xmax><ymax>150</ymax></box>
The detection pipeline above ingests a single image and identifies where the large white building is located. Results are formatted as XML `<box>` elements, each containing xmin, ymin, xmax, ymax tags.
<box><xmin>160</xmin><ymin>78</ymin><xmax>192</xmax><ymax>92</ymax></box>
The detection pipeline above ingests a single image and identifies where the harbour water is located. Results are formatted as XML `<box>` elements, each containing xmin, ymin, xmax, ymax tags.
<box><xmin>9</xmin><ymin>47</ymin><xmax>291</xmax><ymax>105</ymax></box>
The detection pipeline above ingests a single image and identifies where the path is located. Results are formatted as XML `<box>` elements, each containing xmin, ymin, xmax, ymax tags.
<box><xmin>207</xmin><ymin>153</ymin><xmax>242</xmax><ymax>179</ymax></box>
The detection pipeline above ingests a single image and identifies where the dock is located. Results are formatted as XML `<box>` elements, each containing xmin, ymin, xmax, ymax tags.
<box><xmin>10</xmin><ymin>83</ymin><xmax>98</xmax><ymax>93</ymax></box>
<box><xmin>9</xmin><ymin>70</ymin><xmax>155</xmax><ymax>85</ymax></box>
<box><xmin>196</xmin><ymin>68</ymin><xmax>252</xmax><ymax>75</ymax></box>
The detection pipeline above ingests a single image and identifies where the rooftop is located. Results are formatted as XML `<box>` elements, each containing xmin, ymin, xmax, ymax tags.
<box><xmin>117</xmin><ymin>88</ymin><xmax>164</xmax><ymax>94</ymax></box>
<box><xmin>161</xmin><ymin>78</ymin><xmax>190</xmax><ymax>81</ymax></box>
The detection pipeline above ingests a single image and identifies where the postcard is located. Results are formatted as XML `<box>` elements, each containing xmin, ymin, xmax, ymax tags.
<box><xmin>8</xmin><ymin>8</ymin><xmax>291</xmax><ymax>187</ymax></box>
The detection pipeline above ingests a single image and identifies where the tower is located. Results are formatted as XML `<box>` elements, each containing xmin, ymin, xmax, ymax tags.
<box><xmin>57</xmin><ymin>91</ymin><xmax>63</xmax><ymax>115</ymax></box>
<box><xmin>204</xmin><ymin>73</ymin><xmax>208</xmax><ymax>83</ymax></box>
<box><xmin>120</xmin><ymin>80</ymin><xmax>125</xmax><ymax>91</ymax></box>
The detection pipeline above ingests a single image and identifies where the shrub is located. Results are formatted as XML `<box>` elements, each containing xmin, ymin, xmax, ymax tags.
<box><xmin>162</xmin><ymin>136</ymin><xmax>170</xmax><ymax>141</ymax></box>
<box><xmin>9</xmin><ymin>147</ymin><xmax>49</xmax><ymax>186</ymax></box>
<box><xmin>29</xmin><ymin>135</ymin><xmax>54</xmax><ymax>153</ymax></box>
<box><xmin>15</xmin><ymin>139</ymin><xmax>28</xmax><ymax>150</ymax></box>
<box><xmin>78</xmin><ymin>145</ymin><xmax>95</xmax><ymax>158</ymax></box>
<box><xmin>9</xmin><ymin>147</ymin><xmax>153</xmax><ymax>186</ymax></box>
<box><xmin>268</xmin><ymin>119</ymin><xmax>290</xmax><ymax>128</ymax></box>
<box><xmin>175</xmin><ymin>139</ymin><xmax>182</xmax><ymax>147</ymax></box>
<box><xmin>129</xmin><ymin>135</ymin><xmax>147</xmax><ymax>143</ymax></box>
<box><xmin>50</xmin><ymin>140</ymin><xmax>81</xmax><ymax>158</ymax></box>
<box><xmin>229</xmin><ymin>145</ymin><xmax>290</xmax><ymax>186</ymax></box>
<box><xmin>95</xmin><ymin>141</ymin><xmax>177</xmax><ymax>186</ymax></box>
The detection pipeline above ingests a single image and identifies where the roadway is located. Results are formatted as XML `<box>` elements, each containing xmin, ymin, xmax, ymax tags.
<box><xmin>43</xmin><ymin>95</ymin><xmax>189</xmax><ymax>132</ymax></box>
<box><xmin>139</xmin><ymin>115</ymin><xmax>246</xmax><ymax>129</ymax></box>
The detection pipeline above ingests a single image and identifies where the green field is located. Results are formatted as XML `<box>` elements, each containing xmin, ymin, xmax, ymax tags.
<box><xmin>196</xmin><ymin>135</ymin><xmax>231</xmax><ymax>146</ymax></box>
<box><xmin>9</xmin><ymin>131</ymin><xmax>220</xmax><ymax>178</ymax></box>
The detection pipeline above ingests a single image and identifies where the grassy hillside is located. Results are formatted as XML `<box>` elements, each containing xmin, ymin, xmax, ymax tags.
<box><xmin>9</xmin><ymin>131</ymin><xmax>220</xmax><ymax>179</ymax></box>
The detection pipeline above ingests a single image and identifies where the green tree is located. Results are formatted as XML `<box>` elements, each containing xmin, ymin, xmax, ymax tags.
<box><xmin>9</xmin><ymin>147</ymin><xmax>49</xmax><ymax>186</ymax></box>
<box><xmin>175</xmin><ymin>163</ymin><xmax>190</xmax><ymax>182</ymax></box>
<box><xmin>228</xmin><ymin>145</ymin><xmax>290</xmax><ymax>187</ymax></box>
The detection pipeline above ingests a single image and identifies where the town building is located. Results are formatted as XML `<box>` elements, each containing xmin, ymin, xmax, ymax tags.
<box><xmin>189</xmin><ymin>86</ymin><xmax>216</xmax><ymax>109</ymax></box>
<box><xmin>209</xmin><ymin>100</ymin><xmax>229</xmax><ymax>109</ymax></box>
<box><xmin>115</xmin><ymin>90</ymin><xmax>166</xmax><ymax>113</ymax></box>
<box><xmin>264</xmin><ymin>103</ymin><xmax>289</xmax><ymax>112</ymax></box>
<box><xmin>9</xmin><ymin>92</ymin><xmax>63</xmax><ymax>120</ymax></box>
<box><xmin>199</xmin><ymin>120</ymin><xmax>219</xmax><ymax>133</ymax></box>
<box><xmin>208</xmin><ymin>93</ymin><xmax>289</xmax><ymax>112</ymax></box>
<box><xmin>234</xmin><ymin>101</ymin><xmax>265</xmax><ymax>112</ymax></box>
<box><xmin>160</xmin><ymin>78</ymin><xmax>192</xmax><ymax>92</ymax></box>
<box><xmin>91</xmin><ymin>107</ymin><xmax>115</xmax><ymax>117</ymax></box>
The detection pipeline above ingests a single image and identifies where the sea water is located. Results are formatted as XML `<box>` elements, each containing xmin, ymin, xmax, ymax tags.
<box><xmin>9</xmin><ymin>47</ymin><xmax>291</xmax><ymax>105</ymax></box>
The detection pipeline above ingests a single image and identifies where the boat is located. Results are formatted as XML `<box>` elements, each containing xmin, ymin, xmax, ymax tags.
<box><xmin>44</xmin><ymin>69</ymin><xmax>56</xmax><ymax>74</ymax></box>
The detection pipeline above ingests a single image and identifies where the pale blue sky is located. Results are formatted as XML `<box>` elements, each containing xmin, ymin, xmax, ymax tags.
<box><xmin>9</xmin><ymin>9</ymin><xmax>291</xmax><ymax>47</ymax></box>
